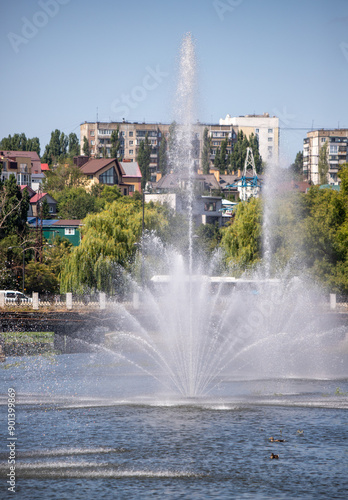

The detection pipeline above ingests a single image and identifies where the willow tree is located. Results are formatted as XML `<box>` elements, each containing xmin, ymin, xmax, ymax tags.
<box><xmin>60</xmin><ymin>197</ymin><xmax>170</xmax><ymax>294</ymax></box>
<box><xmin>221</xmin><ymin>197</ymin><xmax>262</xmax><ymax>269</ymax></box>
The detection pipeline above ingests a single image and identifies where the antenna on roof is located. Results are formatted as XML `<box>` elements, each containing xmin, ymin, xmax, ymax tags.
<box><xmin>96</xmin><ymin>107</ymin><xmax>99</xmax><ymax>122</ymax></box>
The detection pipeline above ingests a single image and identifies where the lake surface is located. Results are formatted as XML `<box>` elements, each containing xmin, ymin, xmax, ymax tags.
<box><xmin>0</xmin><ymin>353</ymin><xmax>347</xmax><ymax>499</ymax></box>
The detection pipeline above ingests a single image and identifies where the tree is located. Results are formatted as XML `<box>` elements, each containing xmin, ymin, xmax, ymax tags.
<box><xmin>24</xmin><ymin>262</ymin><xmax>59</xmax><ymax>294</ymax></box>
<box><xmin>0</xmin><ymin>133</ymin><xmax>40</xmax><ymax>156</ymax></box>
<box><xmin>0</xmin><ymin>172</ymin><xmax>29</xmax><ymax>238</ymax></box>
<box><xmin>158</xmin><ymin>134</ymin><xmax>168</xmax><ymax>176</ymax></box>
<box><xmin>301</xmin><ymin>185</ymin><xmax>347</xmax><ymax>290</ymax></box>
<box><xmin>42</xmin><ymin>129</ymin><xmax>68</xmax><ymax>165</ymax></box>
<box><xmin>167</xmin><ymin>121</ymin><xmax>177</xmax><ymax>172</ymax></box>
<box><xmin>290</xmin><ymin>151</ymin><xmax>304</xmax><ymax>179</ymax></box>
<box><xmin>43</xmin><ymin>162</ymin><xmax>87</xmax><ymax>192</ymax></box>
<box><xmin>137</xmin><ymin>133</ymin><xmax>152</xmax><ymax>189</ymax></box>
<box><xmin>318</xmin><ymin>142</ymin><xmax>329</xmax><ymax>185</ymax></box>
<box><xmin>68</xmin><ymin>133</ymin><xmax>80</xmax><ymax>157</ymax></box>
<box><xmin>83</xmin><ymin>136</ymin><xmax>90</xmax><ymax>157</ymax></box>
<box><xmin>110</xmin><ymin>128</ymin><xmax>121</xmax><ymax>158</ymax></box>
<box><xmin>202</xmin><ymin>127</ymin><xmax>211</xmax><ymax>174</ymax></box>
<box><xmin>219</xmin><ymin>138</ymin><xmax>228</xmax><ymax>173</ymax></box>
<box><xmin>55</xmin><ymin>187</ymin><xmax>97</xmax><ymax>220</ymax></box>
<box><xmin>41</xmin><ymin>197</ymin><xmax>51</xmax><ymax>220</ymax></box>
<box><xmin>60</xmin><ymin>197</ymin><xmax>172</xmax><ymax>293</ymax></box>
<box><xmin>213</xmin><ymin>139</ymin><xmax>230</xmax><ymax>172</ymax></box>
<box><xmin>221</xmin><ymin>197</ymin><xmax>262</xmax><ymax>268</ymax></box>
<box><xmin>229</xmin><ymin>130</ymin><xmax>263</xmax><ymax>174</ymax></box>
<box><xmin>338</xmin><ymin>163</ymin><xmax>348</xmax><ymax>197</ymax></box>
<box><xmin>214</xmin><ymin>147</ymin><xmax>221</xmax><ymax>170</ymax></box>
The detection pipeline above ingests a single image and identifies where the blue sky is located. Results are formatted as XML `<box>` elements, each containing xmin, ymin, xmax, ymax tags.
<box><xmin>1</xmin><ymin>0</ymin><xmax>348</xmax><ymax>165</ymax></box>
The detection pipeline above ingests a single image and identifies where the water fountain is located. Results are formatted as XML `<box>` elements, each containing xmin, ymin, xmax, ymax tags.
<box><xmin>1</xmin><ymin>33</ymin><xmax>347</xmax><ymax>500</ymax></box>
<box><xmin>98</xmin><ymin>33</ymin><xmax>347</xmax><ymax>400</ymax></box>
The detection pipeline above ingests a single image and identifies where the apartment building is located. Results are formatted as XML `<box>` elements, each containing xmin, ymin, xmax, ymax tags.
<box><xmin>196</xmin><ymin>124</ymin><xmax>237</xmax><ymax>167</ymax></box>
<box><xmin>0</xmin><ymin>150</ymin><xmax>41</xmax><ymax>187</ymax></box>
<box><xmin>219</xmin><ymin>113</ymin><xmax>279</xmax><ymax>164</ymax></box>
<box><xmin>303</xmin><ymin>129</ymin><xmax>348</xmax><ymax>185</ymax></box>
<box><xmin>80</xmin><ymin>113</ymin><xmax>279</xmax><ymax>180</ymax></box>
<box><xmin>80</xmin><ymin>121</ymin><xmax>171</xmax><ymax>182</ymax></box>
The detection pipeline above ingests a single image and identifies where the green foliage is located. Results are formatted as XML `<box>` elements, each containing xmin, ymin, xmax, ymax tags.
<box><xmin>318</xmin><ymin>142</ymin><xmax>329</xmax><ymax>185</ymax></box>
<box><xmin>40</xmin><ymin>198</ymin><xmax>50</xmax><ymax>219</ymax></box>
<box><xmin>110</xmin><ymin>128</ymin><xmax>121</xmax><ymax>159</ymax></box>
<box><xmin>83</xmin><ymin>136</ymin><xmax>90</xmax><ymax>157</ymax></box>
<box><xmin>137</xmin><ymin>133</ymin><xmax>152</xmax><ymax>188</ymax></box>
<box><xmin>214</xmin><ymin>138</ymin><xmax>229</xmax><ymax>173</ymax></box>
<box><xmin>0</xmin><ymin>133</ymin><xmax>40</xmax><ymax>156</ymax></box>
<box><xmin>195</xmin><ymin>222</ymin><xmax>222</xmax><ymax>256</ymax></box>
<box><xmin>290</xmin><ymin>151</ymin><xmax>304</xmax><ymax>179</ymax></box>
<box><xmin>221</xmin><ymin>197</ymin><xmax>262</xmax><ymax>268</ymax></box>
<box><xmin>0</xmin><ymin>173</ymin><xmax>29</xmax><ymax>238</ymax></box>
<box><xmin>41</xmin><ymin>129</ymin><xmax>68</xmax><ymax>165</ymax></box>
<box><xmin>0</xmin><ymin>235</ymin><xmax>22</xmax><ymax>289</ymax></box>
<box><xmin>338</xmin><ymin>162</ymin><xmax>348</xmax><ymax>196</ymax></box>
<box><xmin>159</xmin><ymin>134</ymin><xmax>168</xmax><ymax>176</ymax></box>
<box><xmin>68</xmin><ymin>133</ymin><xmax>80</xmax><ymax>157</ymax></box>
<box><xmin>55</xmin><ymin>187</ymin><xmax>97</xmax><ymax>220</ymax></box>
<box><xmin>202</xmin><ymin>127</ymin><xmax>211</xmax><ymax>174</ymax></box>
<box><xmin>24</xmin><ymin>262</ymin><xmax>59</xmax><ymax>294</ymax></box>
<box><xmin>43</xmin><ymin>162</ymin><xmax>88</xmax><ymax>192</ymax></box>
<box><xmin>229</xmin><ymin>131</ymin><xmax>263</xmax><ymax>174</ymax></box>
<box><xmin>60</xmin><ymin>197</ymin><xmax>172</xmax><ymax>293</ymax></box>
<box><xmin>301</xmin><ymin>185</ymin><xmax>347</xmax><ymax>290</ymax></box>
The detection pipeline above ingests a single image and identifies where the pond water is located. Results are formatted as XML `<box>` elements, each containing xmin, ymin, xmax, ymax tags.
<box><xmin>0</xmin><ymin>353</ymin><xmax>347</xmax><ymax>499</ymax></box>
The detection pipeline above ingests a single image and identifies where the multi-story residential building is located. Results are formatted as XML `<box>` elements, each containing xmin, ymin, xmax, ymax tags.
<box><xmin>0</xmin><ymin>150</ymin><xmax>41</xmax><ymax>187</ymax></box>
<box><xmin>80</xmin><ymin>121</ymin><xmax>171</xmax><ymax>182</ymax></box>
<box><xmin>219</xmin><ymin>113</ymin><xmax>280</xmax><ymax>164</ymax></box>
<box><xmin>303</xmin><ymin>129</ymin><xmax>348</xmax><ymax>185</ymax></box>
<box><xmin>80</xmin><ymin>113</ymin><xmax>279</xmax><ymax>181</ymax></box>
<box><xmin>196</xmin><ymin>124</ymin><xmax>237</xmax><ymax>167</ymax></box>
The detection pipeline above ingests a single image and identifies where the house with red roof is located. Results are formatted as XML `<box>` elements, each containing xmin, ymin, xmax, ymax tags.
<box><xmin>28</xmin><ymin>192</ymin><xmax>57</xmax><ymax>217</ymax></box>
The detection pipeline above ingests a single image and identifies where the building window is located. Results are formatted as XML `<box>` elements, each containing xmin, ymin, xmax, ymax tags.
<box><xmin>129</xmin><ymin>141</ymin><xmax>133</xmax><ymax>145</ymax></box>
<box><xmin>268</xmin><ymin>137</ymin><xmax>273</xmax><ymax>142</ymax></box>
<box><xmin>90</xmin><ymin>131</ymin><xmax>94</xmax><ymax>136</ymax></box>
<box><xmin>129</xmin><ymin>150</ymin><xmax>133</xmax><ymax>155</ymax></box>
<box><xmin>129</xmin><ymin>131</ymin><xmax>133</xmax><ymax>137</ymax></box>
<box><xmin>204</xmin><ymin>202</ymin><xmax>216</xmax><ymax>212</ymax></box>
<box><xmin>65</xmin><ymin>228</ymin><xmax>75</xmax><ymax>235</ymax></box>
<box><xmin>99</xmin><ymin>166</ymin><xmax>117</xmax><ymax>185</ymax></box>
<box><xmin>91</xmin><ymin>140</ymin><xmax>95</xmax><ymax>145</ymax></box>
<box><xmin>128</xmin><ymin>185</ymin><xmax>134</xmax><ymax>192</ymax></box>
<box><xmin>123</xmin><ymin>188</ymin><xmax>127</xmax><ymax>195</ymax></box>
<box><xmin>321</xmin><ymin>137</ymin><xmax>326</xmax><ymax>143</ymax></box>
<box><xmin>330</xmin><ymin>145</ymin><xmax>338</xmax><ymax>154</ymax></box>
<box><xmin>255</xmin><ymin>128</ymin><xmax>259</xmax><ymax>133</ymax></box>
<box><xmin>49</xmin><ymin>206</ymin><xmax>54</xmax><ymax>213</ymax></box>
<box><xmin>268</xmin><ymin>128</ymin><xmax>273</xmax><ymax>133</ymax></box>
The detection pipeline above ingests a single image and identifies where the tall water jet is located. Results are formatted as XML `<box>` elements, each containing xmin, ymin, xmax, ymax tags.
<box><xmin>170</xmin><ymin>32</ymin><xmax>197</xmax><ymax>274</ymax></box>
<box><xmin>104</xmin><ymin>34</ymin><xmax>347</xmax><ymax>400</ymax></box>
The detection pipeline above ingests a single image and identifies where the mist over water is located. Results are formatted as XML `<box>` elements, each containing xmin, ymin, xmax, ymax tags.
<box><xmin>99</xmin><ymin>32</ymin><xmax>347</xmax><ymax>399</ymax></box>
